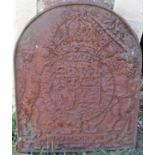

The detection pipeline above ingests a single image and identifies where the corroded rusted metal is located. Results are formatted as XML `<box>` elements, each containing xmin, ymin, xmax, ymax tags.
<box><xmin>15</xmin><ymin>3</ymin><xmax>142</xmax><ymax>152</ymax></box>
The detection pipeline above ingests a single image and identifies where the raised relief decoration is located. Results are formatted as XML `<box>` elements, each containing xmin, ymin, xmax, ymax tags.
<box><xmin>15</xmin><ymin>4</ymin><xmax>142</xmax><ymax>152</ymax></box>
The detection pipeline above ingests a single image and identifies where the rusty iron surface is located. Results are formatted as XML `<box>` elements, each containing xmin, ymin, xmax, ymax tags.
<box><xmin>15</xmin><ymin>3</ymin><xmax>142</xmax><ymax>152</ymax></box>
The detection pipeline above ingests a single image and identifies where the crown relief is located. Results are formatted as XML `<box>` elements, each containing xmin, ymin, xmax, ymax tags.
<box><xmin>47</xmin><ymin>12</ymin><xmax>111</xmax><ymax>55</ymax></box>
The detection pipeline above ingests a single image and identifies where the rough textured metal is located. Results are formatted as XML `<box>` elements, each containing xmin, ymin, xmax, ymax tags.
<box><xmin>15</xmin><ymin>3</ymin><xmax>142</xmax><ymax>153</ymax></box>
<box><xmin>37</xmin><ymin>0</ymin><xmax>115</xmax><ymax>12</ymax></box>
